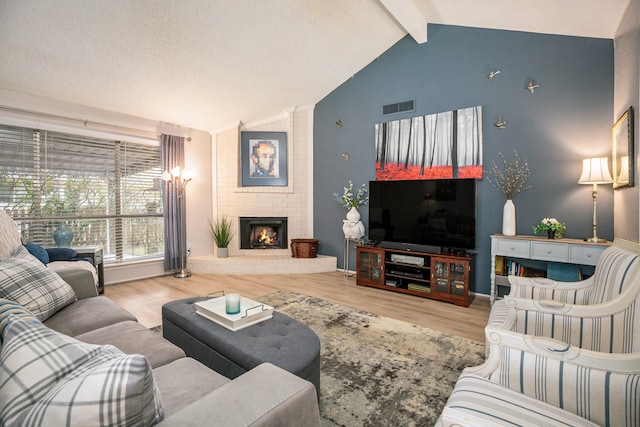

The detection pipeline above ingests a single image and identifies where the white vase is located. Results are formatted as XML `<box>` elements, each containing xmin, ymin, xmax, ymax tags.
<box><xmin>502</xmin><ymin>199</ymin><xmax>516</xmax><ymax>236</ymax></box>
<box><xmin>343</xmin><ymin>207</ymin><xmax>365</xmax><ymax>238</ymax></box>
<box><xmin>343</xmin><ymin>220</ymin><xmax>365</xmax><ymax>239</ymax></box>
<box><xmin>346</xmin><ymin>206</ymin><xmax>361</xmax><ymax>222</ymax></box>
<box><xmin>217</xmin><ymin>247</ymin><xmax>229</xmax><ymax>258</ymax></box>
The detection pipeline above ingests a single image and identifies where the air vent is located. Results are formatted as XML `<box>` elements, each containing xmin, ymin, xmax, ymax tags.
<box><xmin>383</xmin><ymin>99</ymin><xmax>415</xmax><ymax>115</ymax></box>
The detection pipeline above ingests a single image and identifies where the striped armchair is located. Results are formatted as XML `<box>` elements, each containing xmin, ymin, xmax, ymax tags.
<box><xmin>439</xmin><ymin>328</ymin><xmax>640</xmax><ymax>426</ymax></box>
<box><xmin>438</xmin><ymin>239</ymin><xmax>640</xmax><ymax>426</ymax></box>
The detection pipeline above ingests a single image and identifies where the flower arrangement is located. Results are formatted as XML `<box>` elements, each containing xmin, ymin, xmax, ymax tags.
<box><xmin>334</xmin><ymin>181</ymin><xmax>369</xmax><ymax>208</ymax></box>
<box><xmin>533</xmin><ymin>217</ymin><xmax>567</xmax><ymax>239</ymax></box>
<box><xmin>486</xmin><ymin>149</ymin><xmax>532</xmax><ymax>199</ymax></box>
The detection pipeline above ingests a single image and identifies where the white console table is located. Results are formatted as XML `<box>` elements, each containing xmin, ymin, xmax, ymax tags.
<box><xmin>490</xmin><ymin>234</ymin><xmax>611</xmax><ymax>305</ymax></box>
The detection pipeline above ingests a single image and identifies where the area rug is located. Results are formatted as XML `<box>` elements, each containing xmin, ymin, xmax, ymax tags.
<box><xmin>254</xmin><ymin>291</ymin><xmax>485</xmax><ymax>427</ymax></box>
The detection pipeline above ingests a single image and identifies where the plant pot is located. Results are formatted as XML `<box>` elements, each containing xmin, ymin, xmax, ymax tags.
<box><xmin>217</xmin><ymin>247</ymin><xmax>229</xmax><ymax>258</ymax></box>
<box><xmin>547</xmin><ymin>230</ymin><xmax>554</xmax><ymax>239</ymax></box>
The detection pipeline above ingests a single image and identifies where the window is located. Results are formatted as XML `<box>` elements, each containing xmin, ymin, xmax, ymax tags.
<box><xmin>0</xmin><ymin>124</ymin><xmax>163</xmax><ymax>263</ymax></box>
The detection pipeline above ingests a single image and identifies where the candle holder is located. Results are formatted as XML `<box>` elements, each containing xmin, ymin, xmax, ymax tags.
<box><xmin>225</xmin><ymin>294</ymin><xmax>241</xmax><ymax>315</ymax></box>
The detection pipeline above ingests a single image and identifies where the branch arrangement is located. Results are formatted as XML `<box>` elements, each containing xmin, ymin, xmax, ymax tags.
<box><xmin>486</xmin><ymin>149</ymin><xmax>532</xmax><ymax>199</ymax></box>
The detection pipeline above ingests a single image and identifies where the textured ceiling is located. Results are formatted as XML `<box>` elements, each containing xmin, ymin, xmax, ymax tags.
<box><xmin>0</xmin><ymin>0</ymin><xmax>631</xmax><ymax>133</ymax></box>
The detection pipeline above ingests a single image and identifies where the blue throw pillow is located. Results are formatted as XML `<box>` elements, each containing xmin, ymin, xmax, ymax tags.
<box><xmin>45</xmin><ymin>247</ymin><xmax>77</xmax><ymax>262</ymax></box>
<box><xmin>23</xmin><ymin>244</ymin><xmax>49</xmax><ymax>265</ymax></box>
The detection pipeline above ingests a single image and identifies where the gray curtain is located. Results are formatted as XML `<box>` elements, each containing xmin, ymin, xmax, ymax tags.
<box><xmin>161</xmin><ymin>134</ymin><xmax>185</xmax><ymax>271</ymax></box>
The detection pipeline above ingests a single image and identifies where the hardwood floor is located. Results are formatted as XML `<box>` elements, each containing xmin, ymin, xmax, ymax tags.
<box><xmin>105</xmin><ymin>271</ymin><xmax>491</xmax><ymax>342</ymax></box>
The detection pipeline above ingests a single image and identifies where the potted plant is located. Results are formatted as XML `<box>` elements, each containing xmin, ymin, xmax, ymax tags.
<box><xmin>533</xmin><ymin>217</ymin><xmax>567</xmax><ymax>239</ymax></box>
<box><xmin>208</xmin><ymin>216</ymin><xmax>235</xmax><ymax>258</ymax></box>
<box><xmin>333</xmin><ymin>181</ymin><xmax>369</xmax><ymax>238</ymax></box>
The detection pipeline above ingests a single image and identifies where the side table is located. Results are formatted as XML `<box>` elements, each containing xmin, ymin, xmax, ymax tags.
<box><xmin>343</xmin><ymin>237</ymin><xmax>364</xmax><ymax>277</ymax></box>
<box><xmin>73</xmin><ymin>246</ymin><xmax>105</xmax><ymax>294</ymax></box>
<box><xmin>489</xmin><ymin>234</ymin><xmax>610</xmax><ymax>305</ymax></box>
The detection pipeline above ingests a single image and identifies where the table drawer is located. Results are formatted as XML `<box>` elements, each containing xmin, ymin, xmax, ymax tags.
<box><xmin>570</xmin><ymin>245</ymin><xmax>607</xmax><ymax>266</ymax></box>
<box><xmin>531</xmin><ymin>241</ymin><xmax>569</xmax><ymax>262</ymax></box>
<box><xmin>495</xmin><ymin>238</ymin><xmax>530</xmax><ymax>258</ymax></box>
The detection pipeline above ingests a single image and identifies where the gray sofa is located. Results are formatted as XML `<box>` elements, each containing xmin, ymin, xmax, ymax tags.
<box><xmin>1</xmin><ymin>207</ymin><xmax>319</xmax><ymax>426</ymax></box>
<box><xmin>48</xmin><ymin>278</ymin><xmax>320</xmax><ymax>426</ymax></box>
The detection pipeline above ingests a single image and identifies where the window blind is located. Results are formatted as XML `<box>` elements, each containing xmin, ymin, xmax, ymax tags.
<box><xmin>0</xmin><ymin>123</ymin><xmax>163</xmax><ymax>263</ymax></box>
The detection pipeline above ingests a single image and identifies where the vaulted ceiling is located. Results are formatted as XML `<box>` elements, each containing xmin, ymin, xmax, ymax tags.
<box><xmin>0</xmin><ymin>0</ymin><xmax>631</xmax><ymax>132</ymax></box>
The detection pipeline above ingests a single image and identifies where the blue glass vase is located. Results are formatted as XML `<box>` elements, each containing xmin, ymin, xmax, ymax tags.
<box><xmin>53</xmin><ymin>225</ymin><xmax>74</xmax><ymax>248</ymax></box>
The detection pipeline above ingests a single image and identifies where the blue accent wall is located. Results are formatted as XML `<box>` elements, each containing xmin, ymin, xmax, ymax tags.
<box><xmin>314</xmin><ymin>24</ymin><xmax>614</xmax><ymax>295</ymax></box>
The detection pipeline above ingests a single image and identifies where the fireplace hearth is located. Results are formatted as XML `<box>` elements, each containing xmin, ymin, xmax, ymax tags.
<box><xmin>239</xmin><ymin>217</ymin><xmax>288</xmax><ymax>249</ymax></box>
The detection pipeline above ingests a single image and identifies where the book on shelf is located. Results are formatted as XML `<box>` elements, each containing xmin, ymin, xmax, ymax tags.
<box><xmin>495</xmin><ymin>255</ymin><xmax>506</xmax><ymax>276</ymax></box>
<box><xmin>521</xmin><ymin>266</ymin><xmax>545</xmax><ymax>277</ymax></box>
<box><xmin>504</xmin><ymin>260</ymin><xmax>545</xmax><ymax>277</ymax></box>
<box><xmin>408</xmin><ymin>283</ymin><xmax>431</xmax><ymax>293</ymax></box>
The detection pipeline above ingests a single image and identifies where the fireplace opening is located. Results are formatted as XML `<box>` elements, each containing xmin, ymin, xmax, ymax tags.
<box><xmin>240</xmin><ymin>217</ymin><xmax>288</xmax><ymax>249</ymax></box>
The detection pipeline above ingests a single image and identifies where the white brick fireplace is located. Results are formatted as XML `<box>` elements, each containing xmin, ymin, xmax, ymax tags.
<box><xmin>189</xmin><ymin>107</ymin><xmax>337</xmax><ymax>274</ymax></box>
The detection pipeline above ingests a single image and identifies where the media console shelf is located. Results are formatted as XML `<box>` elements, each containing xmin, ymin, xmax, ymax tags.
<box><xmin>490</xmin><ymin>234</ymin><xmax>611</xmax><ymax>305</ymax></box>
<box><xmin>356</xmin><ymin>245</ymin><xmax>475</xmax><ymax>307</ymax></box>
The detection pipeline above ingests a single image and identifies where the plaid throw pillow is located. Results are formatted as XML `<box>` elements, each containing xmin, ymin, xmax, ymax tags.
<box><xmin>0</xmin><ymin>315</ymin><xmax>165</xmax><ymax>426</ymax></box>
<box><xmin>0</xmin><ymin>246</ymin><xmax>76</xmax><ymax>321</ymax></box>
<box><xmin>0</xmin><ymin>298</ymin><xmax>39</xmax><ymax>341</ymax></box>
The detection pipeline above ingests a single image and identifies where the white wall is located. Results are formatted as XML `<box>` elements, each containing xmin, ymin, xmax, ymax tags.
<box><xmin>613</xmin><ymin>0</ymin><xmax>640</xmax><ymax>242</ymax></box>
<box><xmin>213</xmin><ymin>107</ymin><xmax>315</xmax><ymax>256</ymax></box>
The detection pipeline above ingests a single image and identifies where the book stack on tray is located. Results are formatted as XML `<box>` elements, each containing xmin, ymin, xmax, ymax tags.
<box><xmin>195</xmin><ymin>296</ymin><xmax>274</xmax><ymax>331</ymax></box>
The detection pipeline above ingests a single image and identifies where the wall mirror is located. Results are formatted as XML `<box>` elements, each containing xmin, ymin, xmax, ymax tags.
<box><xmin>612</xmin><ymin>106</ymin><xmax>634</xmax><ymax>190</ymax></box>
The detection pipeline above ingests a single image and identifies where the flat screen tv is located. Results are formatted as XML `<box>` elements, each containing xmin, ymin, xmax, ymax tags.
<box><xmin>368</xmin><ymin>179</ymin><xmax>476</xmax><ymax>252</ymax></box>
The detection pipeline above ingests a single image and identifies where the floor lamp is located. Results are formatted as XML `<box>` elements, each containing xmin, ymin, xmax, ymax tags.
<box><xmin>162</xmin><ymin>166</ymin><xmax>196</xmax><ymax>278</ymax></box>
<box><xmin>578</xmin><ymin>157</ymin><xmax>612</xmax><ymax>243</ymax></box>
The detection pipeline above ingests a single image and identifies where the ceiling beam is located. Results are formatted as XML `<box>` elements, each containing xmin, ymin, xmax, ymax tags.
<box><xmin>379</xmin><ymin>0</ymin><xmax>428</xmax><ymax>44</ymax></box>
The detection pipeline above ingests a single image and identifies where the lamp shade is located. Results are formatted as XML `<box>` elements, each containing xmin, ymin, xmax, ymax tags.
<box><xmin>578</xmin><ymin>157</ymin><xmax>613</xmax><ymax>184</ymax></box>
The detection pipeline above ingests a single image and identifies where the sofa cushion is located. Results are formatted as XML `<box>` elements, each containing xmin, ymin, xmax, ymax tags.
<box><xmin>153</xmin><ymin>357</ymin><xmax>230</xmax><ymax>416</ymax></box>
<box><xmin>23</xmin><ymin>244</ymin><xmax>49</xmax><ymax>265</ymax></box>
<box><xmin>0</xmin><ymin>210</ymin><xmax>21</xmax><ymax>261</ymax></box>
<box><xmin>44</xmin><ymin>296</ymin><xmax>137</xmax><ymax>336</ymax></box>
<box><xmin>440</xmin><ymin>373</ymin><xmax>600</xmax><ymax>427</ymax></box>
<box><xmin>0</xmin><ymin>314</ymin><xmax>165</xmax><ymax>426</ymax></box>
<box><xmin>76</xmin><ymin>320</ymin><xmax>186</xmax><ymax>368</ymax></box>
<box><xmin>0</xmin><ymin>246</ymin><xmax>76</xmax><ymax>321</ymax></box>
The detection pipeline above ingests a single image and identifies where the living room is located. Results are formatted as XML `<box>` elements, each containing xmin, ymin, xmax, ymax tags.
<box><xmin>0</xmin><ymin>1</ymin><xmax>639</xmax><ymax>425</ymax></box>
<box><xmin>0</xmin><ymin>1</ymin><xmax>638</xmax><ymax>293</ymax></box>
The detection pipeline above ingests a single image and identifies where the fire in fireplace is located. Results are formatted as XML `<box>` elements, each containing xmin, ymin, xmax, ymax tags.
<box><xmin>239</xmin><ymin>217</ymin><xmax>288</xmax><ymax>249</ymax></box>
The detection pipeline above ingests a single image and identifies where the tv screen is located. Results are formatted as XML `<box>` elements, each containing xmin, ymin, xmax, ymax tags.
<box><xmin>368</xmin><ymin>179</ymin><xmax>476</xmax><ymax>250</ymax></box>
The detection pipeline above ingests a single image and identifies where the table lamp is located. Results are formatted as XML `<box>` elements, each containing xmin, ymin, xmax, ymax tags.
<box><xmin>578</xmin><ymin>157</ymin><xmax>612</xmax><ymax>243</ymax></box>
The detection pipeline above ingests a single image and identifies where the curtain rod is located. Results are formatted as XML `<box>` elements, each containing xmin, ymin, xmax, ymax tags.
<box><xmin>0</xmin><ymin>104</ymin><xmax>190</xmax><ymax>141</ymax></box>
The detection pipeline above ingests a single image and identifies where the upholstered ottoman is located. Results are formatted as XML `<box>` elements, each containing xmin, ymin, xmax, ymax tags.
<box><xmin>162</xmin><ymin>296</ymin><xmax>320</xmax><ymax>398</ymax></box>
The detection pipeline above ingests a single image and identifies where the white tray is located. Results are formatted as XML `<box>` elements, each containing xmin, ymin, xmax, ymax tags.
<box><xmin>195</xmin><ymin>296</ymin><xmax>273</xmax><ymax>331</ymax></box>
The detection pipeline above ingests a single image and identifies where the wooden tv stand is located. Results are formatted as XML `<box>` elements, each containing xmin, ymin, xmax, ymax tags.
<box><xmin>355</xmin><ymin>245</ymin><xmax>475</xmax><ymax>307</ymax></box>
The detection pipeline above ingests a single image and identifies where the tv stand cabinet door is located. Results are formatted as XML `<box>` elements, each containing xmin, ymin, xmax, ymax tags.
<box><xmin>430</xmin><ymin>256</ymin><xmax>472</xmax><ymax>307</ymax></box>
<box><xmin>356</xmin><ymin>247</ymin><xmax>384</xmax><ymax>287</ymax></box>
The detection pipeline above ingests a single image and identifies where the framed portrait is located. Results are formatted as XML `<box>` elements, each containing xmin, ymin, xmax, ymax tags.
<box><xmin>240</xmin><ymin>131</ymin><xmax>288</xmax><ymax>187</ymax></box>
<box><xmin>612</xmin><ymin>106</ymin><xmax>634</xmax><ymax>190</ymax></box>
